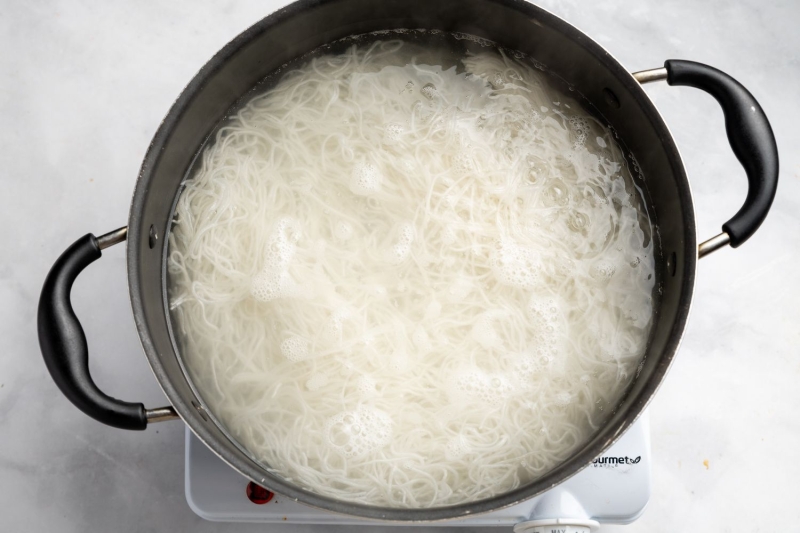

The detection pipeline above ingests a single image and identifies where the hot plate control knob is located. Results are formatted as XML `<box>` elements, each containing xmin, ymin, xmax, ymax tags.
<box><xmin>246</xmin><ymin>482</ymin><xmax>275</xmax><ymax>505</ymax></box>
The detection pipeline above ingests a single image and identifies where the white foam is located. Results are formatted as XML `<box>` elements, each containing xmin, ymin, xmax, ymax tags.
<box><xmin>325</xmin><ymin>407</ymin><xmax>393</xmax><ymax>458</ymax></box>
<box><xmin>383</xmin><ymin>122</ymin><xmax>405</xmax><ymax>145</ymax></box>
<box><xmin>590</xmin><ymin>261</ymin><xmax>617</xmax><ymax>283</ymax></box>
<box><xmin>356</xmin><ymin>374</ymin><xmax>377</xmax><ymax>396</ymax></box>
<box><xmin>386</xmin><ymin>221</ymin><xmax>415</xmax><ymax>264</ymax></box>
<box><xmin>320</xmin><ymin>312</ymin><xmax>344</xmax><ymax>346</ymax></box>
<box><xmin>489</xmin><ymin>239</ymin><xmax>542</xmax><ymax>289</ymax></box>
<box><xmin>555</xmin><ymin>391</ymin><xmax>572</xmax><ymax>406</ymax></box>
<box><xmin>420</xmin><ymin>82</ymin><xmax>438</xmax><ymax>100</ymax></box>
<box><xmin>281</xmin><ymin>335</ymin><xmax>310</xmax><ymax>362</ymax></box>
<box><xmin>251</xmin><ymin>218</ymin><xmax>310</xmax><ymax>302</ymax></box>
<box><xmin>446</xmin><ymin>435</ymin><xmax>470</xmax><ymax>459</ymax></box>
<box><xmin>349</xmin><ymin>160</ymin><xmax>382</xmax><ymax>196</ymax></box>
<box><xmin>447</xmin><ymin>368</ymin><xmax>517</xmax><ymax>407</ymax></box>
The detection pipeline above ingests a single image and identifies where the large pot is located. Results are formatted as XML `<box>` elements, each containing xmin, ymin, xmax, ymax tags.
<box><xmin>37</xmin><ymin>0</ymin><xmax>778</xmax><ymax>523</ymax></box>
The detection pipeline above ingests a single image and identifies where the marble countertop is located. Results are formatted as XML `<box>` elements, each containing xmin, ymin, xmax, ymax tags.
<box><xmin>2</xmin><ymin>1</ymin><xmax>797</xmax><ymax>531</ymax></box>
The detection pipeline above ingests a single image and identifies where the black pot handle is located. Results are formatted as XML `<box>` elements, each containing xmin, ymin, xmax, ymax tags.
<box><xmin>634</xmin><ymin>60</ymin><xmax>779</xmax><ymax>257</ymax></box>
<box><xmin>37</xmin><ymin>228</ymin><xmax>177</xmax><ymax>430</ymax></box>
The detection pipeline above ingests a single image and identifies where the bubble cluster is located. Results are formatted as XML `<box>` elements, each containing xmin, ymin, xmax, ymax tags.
<box><xmin>281</xmin><ymin>335</ymin><xmax>310</xmax><ymax>362</ymax></box>
<box><xmin>251</xmin><ymin>218</ymin><xmax>309</xmax><ymax>302</ymax></box>
<box><xmin>569</xmin><ymin>116</ymin><xmax>590</xmax><ymax>147</ymax></box>
<box><xmin>420</xmin><ymin>82</ymin><xmax>438</xmax><ymax>100</ymax></box>
<box><xmin>446</xmin><ymin>435</ymin><xmax>470</xmax><ymax>460</ymax></box>
<box><xmin>447</xmin><ymin>368</ymin><xmax>517</xmax><ymax>407</ymax></box>
<box><xmin>325</xmin><ymin>407</ymin><xmax>393</xmax><ymax>457</ymax></box>
<box><xmin>320</xmin><ymin>310</ymin><xmax>345</xmax><ymax>346</ymax></box>
<box><xmin>590</xmin><ymin>261</ymin><xmax>617</xmax><ymax>284</ymax></box>
<box><xmin>490</xmin><ymin>239</ymin><xmax>543</xmax><ymax>289</ymax></box>
<box><xmin>356</xmin><ymin>374</ymin><xmax>377</xmax><ymax>397</ymax></box>
<box><xmin>349</xmin><ymin>160</ymin><xmax>382</xmax><ymax>196</ymax></box>
<box><xmin>387</xmin><ymin>221</ymin><xmax>415</xmax><ymax>264</ymax></box>
<box><xmin>511</xmin><ymin>352</ymin><xmax>539</xmax><ymax>386</ymax></box>
<box><xmin>555</xmin><ymin>391</ymin><xmax>572</xmax><ymax>406</ymax></box>
<box><xmin>382</xmin><ymin>122</ymin><xmax>404</xmax><ymax>145</ymax></box>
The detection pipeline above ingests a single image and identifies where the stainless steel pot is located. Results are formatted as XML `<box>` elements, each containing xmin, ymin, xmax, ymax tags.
<box><xmin>37</xmin><ymin>0</ymin><xmax>778</xmax><ymax>522</ymax></box>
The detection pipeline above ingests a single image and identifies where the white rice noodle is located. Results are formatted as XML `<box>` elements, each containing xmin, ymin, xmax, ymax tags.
<box><xmin>168</xmin><ymin>38</ymin><xmax>656</xmax><ymax>508</ymax></box>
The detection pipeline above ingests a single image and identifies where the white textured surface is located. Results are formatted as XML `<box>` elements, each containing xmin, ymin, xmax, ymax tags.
<box><xmin>1</xmin><ymin>1</ymin><xmax>797</xmax><ymax>532</ymax></box>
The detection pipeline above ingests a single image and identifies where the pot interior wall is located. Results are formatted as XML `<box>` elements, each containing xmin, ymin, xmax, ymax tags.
<box><xmin>128</xmin><ymin>0</ymin><xmax>694</xmax><ymax>520</ymax></box>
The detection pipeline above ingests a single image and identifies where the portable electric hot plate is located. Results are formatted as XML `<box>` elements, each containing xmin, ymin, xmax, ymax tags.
<box><xmin>185</xmin><ymin>412</ymin><xmax>651</xmax><ymax>531</ymax></box>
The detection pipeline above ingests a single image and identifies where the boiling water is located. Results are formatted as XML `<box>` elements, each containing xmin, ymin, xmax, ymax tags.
<box><xmin>168</xmin><ymin>33</ymin><xmax>656</xmax><ymax>508</ymax></box>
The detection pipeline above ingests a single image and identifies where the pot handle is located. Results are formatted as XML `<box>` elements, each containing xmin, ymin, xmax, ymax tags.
<box><xmin>633</xmin><ymin>60</ymin><xmax>779</xmax><ymax>258</ymax></box>
<box><xmin>38</xmin><ymin>227</ymin><xmax>179</xmax><ymax>430</ymax></box>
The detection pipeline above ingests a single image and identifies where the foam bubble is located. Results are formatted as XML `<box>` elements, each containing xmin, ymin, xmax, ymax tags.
<box><xmin>447</xmin><ymin>368</ymin><xmax>516</xmax><ymax>407</ymax></box>
<box><xmin>251</xmin><ymin>219</ymin><xmax>312</xmax><ymax>302</ymax></box>
<box><xmin>490</xmin><ymin>239</ymin><xmax>542</xmax><ymax>289</ymax></box>
<box><xmin>446</xmin><ymin>435</ymin><xmax>470</xmax><ymax>459</ymax></box>
<box><xmin>511</xmin><ymin>352</ymin><xmax>539</xmax><ymax>388</ymax></box>
<box><xmin>420</xmin><ymin>83</ymin><xmax>438</xmax><ymax>100</ymax></box>
<box><xmin>491</xmin><ymin>72</ymin><xmax>505</xmax><ymax>89</ymax></box>
<box><xmin>389</xmin><ymin>243</ymin><xmax>410</xmax><ymax>264</ymax></box>
<box><xmin>349</xmin><ymin>161</ymin><xmax>382</xmax><ymax>196</ymax></box>
<box><xmin>590</xmin><ymin>261</ymin><xmax>616</xmax><ymax>283</ymax></box>
<box><xmin>383</xmin><ymin>122</ymin><xmax>405</xmax><ymax>145</ymax></box>
<box><xmin>320</xmin><ymin>312</ymin><xmax>344</xmax><ymax>346</ymax></box>
<box><xmin>281</xmin><ymin>335</ymin><xmax>310</xmax><ymax>362</ymax></box>
<box><xmin>555</xmin><ymin>391</ymin><xmax>572</xmax><ymax>406</ymax></box>
<box><xmin>453</xmin><ymin>150</ymin><xmax>475</xmax><ymax>175</ymax></box>
<box><xmin>528</xmin><ymin>295</ymin><xmax>560</xmax><ymax>324</ymax></box>
<box><xmin>356</xmin><ymin>375</ymin><xmax>377</xmax><ymax>396</ymax></box>
<box><xmin>325</xmin><ymin>407</ymin><xmax>393</xmax><ymax>457</ymax></box>
<box><xmin>386</xmin><ymin>221</ymin><xmax>415</xmax><ymax>264</ymax></box>
<box><xmin>569</xmin><ymin>116</ymin><xmax>589</xmax><ymax>137</ymax></box>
